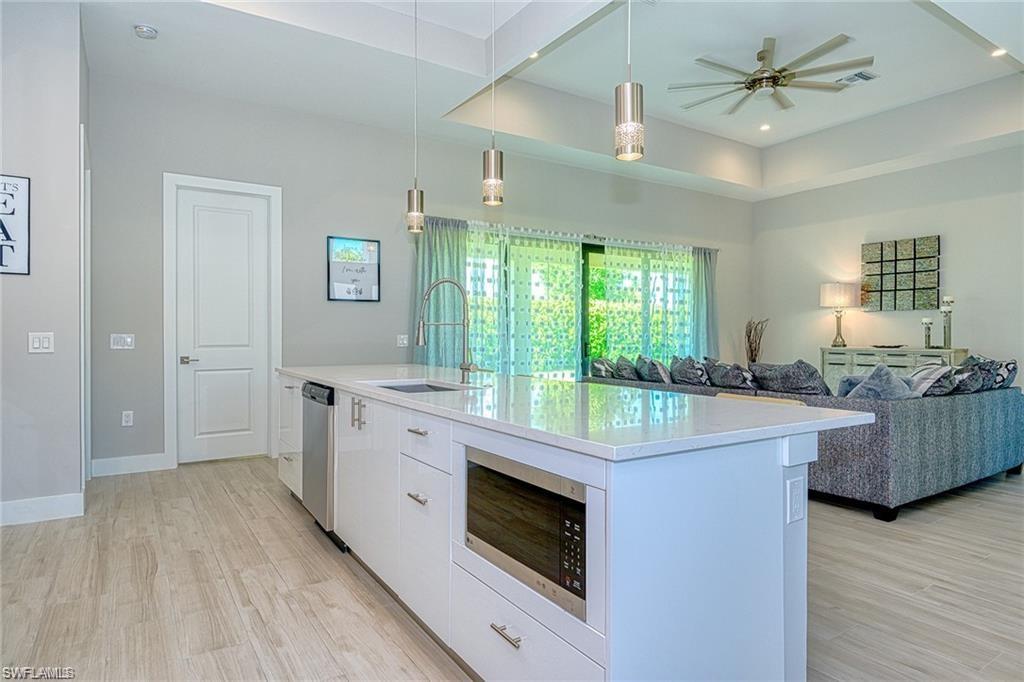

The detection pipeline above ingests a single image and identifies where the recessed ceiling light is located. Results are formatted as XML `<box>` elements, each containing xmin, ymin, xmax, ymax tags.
<box><xmin>133</xmin><ymin>24</ymin><xmax>158</xmax><ymax>40</ymax></box>
<box><xmin>991</xmin><ymin>47</ymin><xmax>1007</xmax><ymax>57</ymax></box>
<box><xmin>760</xmin><ymin>123</ymin><xmax>771</xmax><ymax>131</ymax></box>
<box><xmin>529</xmin><ymin>51</ymin><xmax>540</xmax><ymax>59</ymax></box>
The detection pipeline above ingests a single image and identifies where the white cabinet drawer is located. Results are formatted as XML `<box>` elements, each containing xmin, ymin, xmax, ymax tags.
<box><xmin>278</xmin><ymin>444</ymin><xmax>301</xmax><ymax>498</ymax></box>
<box><xmin>398</xmin><ymin>455</ymin><xmax>452</xmax><ymax>643</ymax></box>
<box><xmin>400</xmin><ymin>410</ymin><xmax>452</xmax><ymax>473</ymax></box>
<box><xmin>452</xmin><ymin>565</ymin><xmax>603</xmax><ymax>682</ymax></box>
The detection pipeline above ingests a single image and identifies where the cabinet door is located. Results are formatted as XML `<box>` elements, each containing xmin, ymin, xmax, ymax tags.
<box><xmin>348</xmin><ymin>398</ymin><xmax>402</xmax><ymax>587</ymax></box>
<box><xmin>398</xmin><ymin>454</ymin><xmax>452</xmax><ymax>643</ymax></box>
<box><xmin>335</xmin><ymin>391</ymin><xmax>365</xmax><ymax>551</ymax></box>
<box><xmin>278</xmin><ymin>380</ymin><xmax>301</xmax><ymax>450</ymax></box>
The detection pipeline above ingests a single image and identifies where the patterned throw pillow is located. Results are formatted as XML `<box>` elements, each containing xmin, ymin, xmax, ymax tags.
<box><xmin>613</xmin><ymin>355</ymin><xmax>640</xmax><ymax>381</ymax></box>
<box><xmin>951</xmin><ymin>365</ymin><xmax>985</xmax><ymax>394</ymax></box>
<box><xmin>908</xmin><ymin>363</ymin><xmax>957</xmax><ymax>397</ymax></box>
<box><xmin>749</xmin><ymin>360</ymin><xmax>831</xmax><ymax>396</ymax></box>
<box><xmin>963</xmin><ymin>355</ymin><xmax>1019</xmax><ymax>390</ymax></box>
<box><xmin>670</xmin><ymin>356</ymin><xmax>711</xmax><ymax>385</ymax></box>
<box><xmin>635</xmin><ymin>355</ymin><xmax>658</xmax><ymax>382</ymax></box>
<box><xmin>651</xmin><ymin>360</ymin><xmax>672</xmax><ymax>383</ymax></box>
<box><xmin>591</xmin><ymin>357</ymin><xmax>615</xmax><ymax>378</ymax></box>
<box><xmin>703</xmin><ymin>357</ymin><xmax>757</xmax><ymax>390</ymax></box>
<box><xmin>846</xmin><ymin>364</ymin><xmax>917</xmax><ymax>400</ymax></box>
<box><xmin>994</xmin><ymin>359</ymin><xmax>1019</xmax><ymax>388</ymax></box>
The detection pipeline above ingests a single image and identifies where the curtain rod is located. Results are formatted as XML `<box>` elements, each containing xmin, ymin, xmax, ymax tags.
<box><xmin>425</xmin><ymin>215</ymin><xmax>719</xmax><ymax>253</ymax></box>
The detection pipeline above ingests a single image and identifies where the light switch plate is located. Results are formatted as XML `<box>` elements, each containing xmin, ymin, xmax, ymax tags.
<box><xmin>396</xmin><ymin>334</ymin><xmax>409</xmax><ymax>348</ymax></box>
<box><xmin>110</xmin><ymin>333</ymin><xmax>135</xmax><ymax>350</ymax></box>
<box><xmin>121</xmin><ymin>411</ymin><xmax>134</xmax><ymax>427</ymax></box>
<box><xmin>786</xmin><ymin>476</ymin><xmax>805</xmax><ymax>524</ymax></box>
<box><xmin>28</xmin><ymin>332</ymin><xmax>54</xmax><ymax>354</ymax></box>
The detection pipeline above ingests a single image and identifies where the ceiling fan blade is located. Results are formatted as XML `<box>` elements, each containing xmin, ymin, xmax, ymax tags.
<box><xmin>771</xmin><ymin>89</ymin><xmax>795</xmax><ymax>110</ymax></box>
<box><xmin>667</xmin><ymin>81</ymin><xmax>745</xmax><ymax>92</ymax></box>
<box><xmin>779</xmin><ymin>34</ymin><xmax>851</xmax><ymax>72</ymax></box>
<box><xmin>695</xmin><ymin>57</ymin><xmax>751</xmax><ymax>79</ymax></box>
<box><xmin>726</xmin><ymin>89</ymin><xmax>756</xmax><ymax>115</ymax></box>
<box><xmin>682</xmin><ymin>86</ymin><xmax>746</xmax><ymax>111</ymax></box>
<box><xmin>785</xmin><ymin>80</ymin><xmax>848</xmax><ymax>91</ymax></box>
<box><xmin>788</xmin><ymin>56</ymin><xmax>874</xmax><ymax>80</ymax></box>
<box><xmin>757</xmin><ymin>37</ymin><xmax>777</xmax><ymax>69</ymax></box>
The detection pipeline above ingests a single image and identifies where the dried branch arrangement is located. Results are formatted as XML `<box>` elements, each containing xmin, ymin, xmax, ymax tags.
<box><xmin>745</xmin><ymin>318</ymin><xmax>769</xmax><ymax>364</ymax></box>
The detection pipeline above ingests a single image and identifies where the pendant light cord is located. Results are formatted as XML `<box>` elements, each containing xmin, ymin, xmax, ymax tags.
<box><xmin>626</xmin><ymin>0</ymin><xmax>632</xmax><ymax>82</ymax></box>
<box><xmin>413</xmin><ymin>0</ymin><xmax>419</xmax><ymax>189</ymax></box>
<box><xmin>490</xmin><ymin>0</ymin><xmax>496</xmax><ymax>149</ymax></box>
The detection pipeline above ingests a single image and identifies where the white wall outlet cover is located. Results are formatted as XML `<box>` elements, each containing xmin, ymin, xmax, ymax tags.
<box><xmin>110</xmin><ymin>333</ymin><xmax>136</xmax><ymax>350</ymax></box>
<box><xmin>121</xmin><ymin>410</ymin><xmax>134</xmax><ymax>427</ymax></box>
<box><xmin>396</xmin><ymin>334</ymin><xmax>409</xmax><ymax>348</ymax></box>
<box><xmin>28</xmin><ymin>332</ymin><xmax>55</xmax><ymax>354</ymax></box>
<box><xmin>786</xmin><ymin>476</ymin><xmax>805</xmax><ymax>524</ymax></box>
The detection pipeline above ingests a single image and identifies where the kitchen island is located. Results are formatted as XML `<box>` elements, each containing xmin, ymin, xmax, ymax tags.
<box><xmin>276</xmin><ymin>364</ymin><xmax>873</xmax><ymax>681</ymax></box>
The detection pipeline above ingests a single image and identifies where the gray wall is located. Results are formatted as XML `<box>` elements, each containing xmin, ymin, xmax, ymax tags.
<box><xmin>89</xmin><ymin>75</ymin><xmax>754</xmax><ymax>461</ymax></box>
<box><xmin>1</xmin><ymin>2</ymin><xmax>83</xmax><ymax>501</ymax></box>
<box><xmin>752</xmin><ymin>147</ymin><xmax>1024</xmax><ymax>374</ymax></box>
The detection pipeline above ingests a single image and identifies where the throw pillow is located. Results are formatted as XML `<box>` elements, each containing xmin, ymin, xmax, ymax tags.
<box><xmin>749</xmin><ymin>360</ymin><xmax>831</xmax><ymax>396</ymax></box>
<box><xmin>908</xmin><ymin>363</ymin><xmax>957</xmax><ymax>397</ymax></box>
<box><xmin>837</xmin><ymin>374</ymin><xmax>915</xmax><ymax>398</ymax></box>
<box><xmin>636</xmin><ymin>355</ymin><xmax>670</xmax><ymax>383</ymax></box>
<box><xmin>651</xmin><ymin>359</ymin><xmax>672</xmax><ymax>384</ymax></box>
<box><xmin>951</xmin><ymin>365</ymin><xmax>985</xmax><ymax>394</ymax></box>
<box><xmin>669</xmin><ymin>355</ymin><xmax>711</xmax><ymax>385</ymax></box>
<box><xmin>961</xmin><ymin>355</ymin><xmax>1000</xmax><ymax>391</ymax></box>
<box><xmin>994</xmin><ymin>359</ymin><xmax>1019</xmax><ymax>389</ymax></box>
<box><xmin>591</xmin><ymin>357</ymin><xmax>615</xmax><ymax>378</ymax></box>
<box><xmin>846</xmin><ymin>364</ymin><xmax>917</xmax><ymax>400</ymax></box>
<box><xmin>703</xmin><ymin>357</ymin><xmax>757</xmax><ymax>390</ymax></box>
<box><xmin>613</xmin><ymin>355</ymin><xmax>640</xmax><ymax>381</ymax></box>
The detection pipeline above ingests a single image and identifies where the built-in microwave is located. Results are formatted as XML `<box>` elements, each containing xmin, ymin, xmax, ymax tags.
<box><xmin>464</xmin><ymin>446</ymin><xmax>587</xmax><ymax>620</ymax></box>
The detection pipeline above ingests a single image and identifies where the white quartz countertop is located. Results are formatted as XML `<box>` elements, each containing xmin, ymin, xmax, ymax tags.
<box><xmin>276</xmin><ymin>364</ymin><xmax>875</xmax><ymax>461</ymax></box>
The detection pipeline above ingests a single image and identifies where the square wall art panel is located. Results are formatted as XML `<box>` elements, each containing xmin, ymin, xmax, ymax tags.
<box><xmin>861</xmin><ymin>235</ymin><xmax>940</xmax><ymax>311</ymax></box>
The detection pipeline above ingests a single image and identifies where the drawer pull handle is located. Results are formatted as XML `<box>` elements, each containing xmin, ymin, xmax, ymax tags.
<box><xmin>489</xmin><ymin>623</ymin><xmax>522</xmax><ymax>649</ymax></box>
<box><xmin>406</xmin><ymin>427</ymin><xmax>430</xmax><ymax>437</ymax></box>
<box><xmin>406</xmin><ymin>492</ymin><xmax>429</xmax><ymax>506</ymax></box>
<box><xmin>282</xmin><ymin>454</ymin><xmax>294</xmax><ymax>463</ymax></box>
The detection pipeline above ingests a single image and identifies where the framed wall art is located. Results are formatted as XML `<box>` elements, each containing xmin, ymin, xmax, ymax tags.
<box><xmin>327</xmin><ymin>236</ymin><xmax>380</xmax><ymax>302</ymax></box>
<box><xmin>860</xmin><ymin>235</ymin><xmax>940</xmax><ymax>311</ymax></box>
<box><xmin>0</xmin><ymin>175</ymin><xmax>30</xmax><ymax>275</ymax></box>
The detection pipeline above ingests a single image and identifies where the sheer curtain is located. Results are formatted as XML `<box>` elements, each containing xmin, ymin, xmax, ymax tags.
<box><xmin>690</xmin><ymin>247</ymin><xmax>719</xmax><ymax>360</ymax></box>
<box><xmin>412</xmin><ymin>216</ymin><xmax>468</xmax><ymax>368</ymax></box>
<box><xmin>604</xmin><ymin>242</ymin><xmax>699</xmax><ymax>361</ymax></box>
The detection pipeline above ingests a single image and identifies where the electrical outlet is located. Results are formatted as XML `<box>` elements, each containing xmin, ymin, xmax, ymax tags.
<box><xmin>786</xmin><ymin>476</ymin><xmax>805</xmax><ymax>524</ymax></box>
<box><xmin>121</xmin><ymin>411</ymin><xmax>134</xmax><ymax>427</ymax></box>
<box><xmin>28</xmin><ymin>332</ymin><xmax>54</xmax><ymax>354</ymax></box>
<box><xmin>396</xmin><ymin>334</ymin><xmax>409</xmax><ymax>348</ymax></box>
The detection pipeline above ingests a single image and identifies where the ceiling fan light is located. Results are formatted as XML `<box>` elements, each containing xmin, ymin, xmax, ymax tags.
<box><xmin>482</xmin><ymin>148</ymin><xmax>504</xmax><ymax>206</ymax></box>
<box><xmin>614</xmin><ymin>81</ymin><xmax>644</xmax><ymax>161</ymax></box>
<box><xmin>754</xmin><ymin>82</ymin><xmax>776</xmax><ymax>99</ymax></box>
<box><xmin>406</xmin><ymin>188</ymin><xmax>424</xmax><ymax>233</ymax></box>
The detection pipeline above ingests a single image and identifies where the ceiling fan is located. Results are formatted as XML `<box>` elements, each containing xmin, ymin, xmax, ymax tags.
<box><xmin>668</xmin><ymin>34</ymin><xmax>875</xmax><ymax>114</ymax></box>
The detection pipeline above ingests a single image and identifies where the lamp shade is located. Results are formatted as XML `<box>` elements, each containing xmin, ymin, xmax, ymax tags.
<box><xmin>819</xmin><ymin>282</ymin><xmax>860</xmax><ymax>309</ymax></box>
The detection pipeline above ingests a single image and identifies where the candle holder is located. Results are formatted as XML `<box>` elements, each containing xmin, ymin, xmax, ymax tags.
<box><xmin>921</xmin><ymin>318</ymin><xmax>933</xmax><ymax>349</ymax></box>
<box><xmin>941</xmin><ymin>296</ymin><xmax>955</xmax><ymax>349</ymax></box>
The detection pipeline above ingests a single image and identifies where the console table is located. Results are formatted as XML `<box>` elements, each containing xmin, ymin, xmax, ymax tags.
<box><xmin>820</xmin><ymin>346</ymin><xmax>969</xmax><ymax>393</ymax></box>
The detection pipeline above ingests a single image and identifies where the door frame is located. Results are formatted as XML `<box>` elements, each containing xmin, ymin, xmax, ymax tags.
<box><xmin>162</xmin><ymin>172</ymin><xmax>283</xmax><ymax>466</ymax></box>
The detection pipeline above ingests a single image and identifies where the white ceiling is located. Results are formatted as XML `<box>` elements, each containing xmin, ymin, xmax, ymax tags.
<box><xmin>369</xmin><ymin>1</ymin><xmax>531</xmax><ymax>39</ymax></box>
<box><xmin>515</xmin><ymin>1</ymin><xmax>1019</xmax><ymax>146</ymax></box>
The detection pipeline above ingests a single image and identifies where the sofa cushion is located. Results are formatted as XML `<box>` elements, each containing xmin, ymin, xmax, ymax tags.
<box><xmin>669</xmin><ymin>355</ymin><xmax>711</xmax><ymax>386</ymax></box>
<box><xmin>749</xmin><ymin>360</ymin><xmax>831</xmax><ymax>396</ymax></box>
<box><xmin>907</xmin><ymin>363</ymin><xmax>957</xmax><ymax>397</ymax></box>
<box><xmin>591</xmin><ymin>357</ymin><xmax>615</xmax><ymax>378</ymax></box>
<box><xmin>636</xmin><ymin>355</ymin><xmax>671</xmax><ymax>383</ymax></box>
<box><xmin>846</xmin><ymin>364</ymin><xmax>917</xmax><ymax>400</ymax></box>
<box><xmin>613</xmin><ymin>355</ymin><xmax>640</xmax><ymax>381</ymax></box>
<box><xmin>703</xmin><ymin>357</ymin><xmax>757</xmax><ymax>390</ymax></box>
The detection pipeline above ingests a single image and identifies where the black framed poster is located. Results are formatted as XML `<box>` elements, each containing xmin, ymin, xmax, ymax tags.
<box><xmin>0</xmin><ymin>175</ymin><xmax>30</xmax><ymax>275</ymax></box>
<box><xmin>327</xmin><ymin>236</ymin><xmax>380</xmax><ymax>302</ymax></box>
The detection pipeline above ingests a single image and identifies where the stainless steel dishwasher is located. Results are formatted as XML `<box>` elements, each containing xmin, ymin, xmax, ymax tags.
<box><xmin>301</xmin><ymin>382</ymin><xmax>335</xmax><ymax>533</ymax></box>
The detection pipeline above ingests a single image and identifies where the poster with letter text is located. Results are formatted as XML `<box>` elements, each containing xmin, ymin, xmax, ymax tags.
<box><xmin>0</xmin><ymin>175</ymin><xmax>29</xmax><ymax>275</ymax></box>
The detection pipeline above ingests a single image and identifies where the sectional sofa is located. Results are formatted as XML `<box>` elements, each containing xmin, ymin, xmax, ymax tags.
<box><xmin>583</xmin><ymin>375</ymin><xmax>1024</xmax><ymax>520</ymax></box>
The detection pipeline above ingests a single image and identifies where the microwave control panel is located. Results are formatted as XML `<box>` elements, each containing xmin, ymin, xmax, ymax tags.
<box><xmin>560</xmin><ymin>501</ymin><xmax>586</xmax><ymax>600</ymax></box>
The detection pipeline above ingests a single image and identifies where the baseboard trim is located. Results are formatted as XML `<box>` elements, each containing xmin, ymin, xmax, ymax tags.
<box><xmin>1</xmin><ymin>492</ymin><xmax>84</xmax><ymax>526</ymax></box>
<box><xmin>91</xmin><ymin>451</ymin><xmax>177</xmax><ymax>477</ymax></box>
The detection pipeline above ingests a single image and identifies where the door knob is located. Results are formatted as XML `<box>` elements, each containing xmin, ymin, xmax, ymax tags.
<box><xmin>179</xmin><ymin>356</ymin><xmax>200</xmax><ymax>365</ymax></box>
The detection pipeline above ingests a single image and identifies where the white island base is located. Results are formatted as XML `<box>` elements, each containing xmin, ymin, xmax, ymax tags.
<box><xmin>275</xmin><ymin>365</ymin><xmax>873</xmax><ymax>681</ymax></box>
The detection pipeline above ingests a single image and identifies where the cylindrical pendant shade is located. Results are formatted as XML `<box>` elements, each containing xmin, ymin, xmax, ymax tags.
<box><xmin>406</xmin><ymin>188</ymin><xmax>424</xmax><ymax>233</ymax></box>
<box><xmin>614</xmin><ymin>81</ymin><xmax>644</xmax><ymax>161</ymax></box>
<box><xmin>482</xmin><ymin>148</ymin><xmax>504</xmax><ymax>206</ymax></box>
<box><xmin>819</xmin><ymin>282</ymin><xmax>860</xmax><ymax>309</ymax></box>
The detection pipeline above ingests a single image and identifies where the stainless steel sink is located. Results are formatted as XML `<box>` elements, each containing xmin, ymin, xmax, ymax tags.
<box><xmin>366</xmin><ymin>380</ymin><xmax>488</xmax><ymax>393</ymax></box>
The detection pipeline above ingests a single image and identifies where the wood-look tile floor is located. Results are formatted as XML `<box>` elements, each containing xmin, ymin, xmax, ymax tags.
<box><xmin>1</xmin><ymin>457</ymin><xmax>1020</xmax><ymax>681</ymax></box>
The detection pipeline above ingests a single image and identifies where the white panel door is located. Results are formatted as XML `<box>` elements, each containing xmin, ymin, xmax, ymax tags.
<box><xmin>177</xmin><ymin>188</ymin><xmax>269</xmax><ymax>462</ymax></box>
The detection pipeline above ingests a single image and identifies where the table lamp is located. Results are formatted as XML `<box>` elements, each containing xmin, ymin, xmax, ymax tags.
<box><xmin>820</xmin><ymin>282</ymin><xmax>860</xmax><ymax>348</ymax></box>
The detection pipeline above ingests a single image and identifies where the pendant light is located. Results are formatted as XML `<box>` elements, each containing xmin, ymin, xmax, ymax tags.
<box><xmin>614</xmin><ymin>0</ymin><xmax>644</xmax><ymax>161</ymax></box>
<box><xmin>482</xmin><ymin>0</ymin><xmax>504</xmax><ymax>206</ymax></box>
<box><xmin>405</xmin><ymin>0</ymin><xmax>425</xmax><ymax>233</ymax></box>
